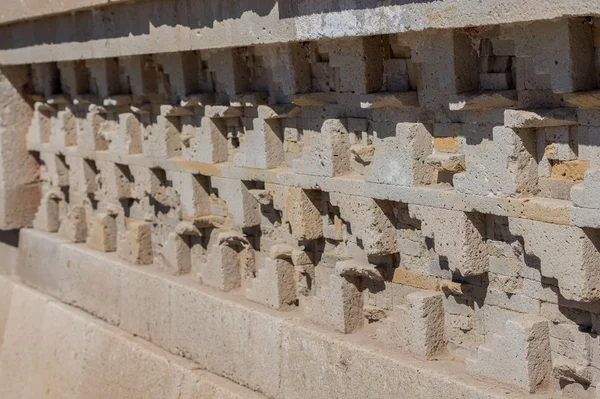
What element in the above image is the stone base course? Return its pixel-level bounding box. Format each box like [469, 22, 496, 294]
[0, 276, 265, 399]
[14, 228, 536, 399]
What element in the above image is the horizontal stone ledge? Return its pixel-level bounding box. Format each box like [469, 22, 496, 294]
[0, 0, 131, 26]
[26, 143, 576, 227]
[2, 0, 600, 64]
[0, 276, 266, 399]
[16, 228, 534, 399]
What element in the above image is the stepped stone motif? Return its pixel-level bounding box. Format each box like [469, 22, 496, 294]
[2, 1, 600, 398]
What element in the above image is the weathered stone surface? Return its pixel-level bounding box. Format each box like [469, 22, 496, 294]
[0, 278, 266, 399]
[4, 3, 600, 397]
[466, 315, 553, 393]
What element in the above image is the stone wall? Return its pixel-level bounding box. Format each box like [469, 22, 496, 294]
[2, 2, 600, 398]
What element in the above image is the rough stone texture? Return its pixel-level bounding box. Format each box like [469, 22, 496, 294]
[0, 67, 41, 229]
[13, 231, 538, 399]
[2, 2, 600, 398]
[466, 315, 553, 393]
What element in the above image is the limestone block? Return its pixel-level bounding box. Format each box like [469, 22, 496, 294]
[577, 126, 600, 167]
[246, 258, 296, 310]
[454, 125, 538, 197]
[292, 119, 350, 177]
[285, 187, 322, 241]
[234, 119, 284, 169]
[253, 43, 311, 96]
[205, 48, 250, 96]
[108, 112, 142, 155]
[154, 52, 199, 101]
[97, 161, 131, 201]
[410, 205, 487, 276]
[0, 279, 266, 399]
[85, 58, 123, 98]
[366, 122, 436, 186]
[129, 166, 167, 205]
[551, 160, 589, 181]
[117, 219, 153, 265]
[200, 242, 241, 292]
[449, 90, 518, 111]
[305, 274, 363, 334]
[411, 31, 478, 107]
[542, 126, 578, 162]
[50, 107, 77, 148]
[41, 152, 69, 188]
[28, 102, 52, 145]
[176, 172, 211, 219]
[509, 218, 600, 302]
[377, 291, 446, 359]
[119, 55, 160, 100]
[426, 152, 465, 173]
[571, 168, 600, 209]
[33, 192, 61, 233]
[159, 232, 191, 276]
[76, 109, 108, 152]
[86, 213, 117, 252]
[66, 156, 97, 199]
[330, 193, 397, 256]
[508, 19, 596, 94]
[466, 315, 552, 393]
[0, 67, 41, 229]
[504, 108, 577, 129]
[211, 177, 260, 228]
[58, 204, 87, 243]
[319, 36, 383, 94]
[182, 115, 228, 164]
[142, 112, 181, 159]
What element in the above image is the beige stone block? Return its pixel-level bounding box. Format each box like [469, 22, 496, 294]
[366, 122, 436, 187]
[58, 204, 87, 243]
[0, 278, 266, 399]
[286, 187, 323, 241]
[330, 193, 397, 256]
[305, 274, 363, 334]
[466, 315, 552, 393]
[58, 243, 122, 325]
[0, 183, 42, 230]
[410, 205, 488, 276]
[117, 219, 153, 265]
[199, 243, 242, 292]
[169, 282, 282, 397]
[392, 268, 440, 291]
[292, 119, 350, 177]
[17, 229, 69, 298]
[433, 136, 458, 152]
[0, 276, 13, 346]
[158, 232, 191, 276]
[376, 290, 446, 359]
[510, 218, 600, 302]
[86, 213, 117, 252]
[32, 192, 61, 233]
[246, 258, 297, 310]
[118, 267, 172, 350]
[551, 160, 590, 181]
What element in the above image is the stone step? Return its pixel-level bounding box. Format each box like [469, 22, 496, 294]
[0, 276, 265, 399]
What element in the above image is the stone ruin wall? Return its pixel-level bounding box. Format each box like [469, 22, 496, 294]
[2, 1, 600, 398]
